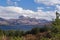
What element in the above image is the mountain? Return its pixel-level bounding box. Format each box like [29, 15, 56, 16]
[0, 18, 6, 21]
[0, 18, 9, 25]
[0, 16, 51, 25]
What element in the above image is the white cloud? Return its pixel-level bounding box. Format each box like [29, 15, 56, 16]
[56, 5, 60, 19]
[56, 5, 60, 12]
[7, 0, 13, 5]
[34, 0, 60, 6]
[7, 0, 20, 6]
[0, 6, 56, 20]
[37, 7, 44, 10]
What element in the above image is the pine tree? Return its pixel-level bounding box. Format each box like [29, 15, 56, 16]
[52, 12, 60, 33]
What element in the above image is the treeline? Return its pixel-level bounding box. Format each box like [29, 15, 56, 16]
[0, 26, 55, 37]
[0, 30, 24, 37]
[0, 30, 24, 40]
[0, 26, 59, 40]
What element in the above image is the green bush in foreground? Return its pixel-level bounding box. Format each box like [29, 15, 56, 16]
[10, 37, 23, 40]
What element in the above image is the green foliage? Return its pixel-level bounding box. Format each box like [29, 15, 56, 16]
[4, 30, 15, 37]
[50, 12, 60, 40]
[14, 30, 24, 37]
[30, 27, 40, 34]
[40, 26, 50, 32]
[0, 30, 4, 36]
[0, 30, 24, 37]
[10, 37, 23, 40]
[0, 36, 2, 40]
[52, 12, 60, 33]
[40, 37, 49, 40]
[25, 26, 51, 35]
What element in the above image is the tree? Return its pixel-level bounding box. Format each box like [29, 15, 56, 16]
[30, 27, 40, 34]
[14, 30, 24, 37]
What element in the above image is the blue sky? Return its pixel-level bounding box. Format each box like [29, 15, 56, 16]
[0, 0, 56, 11]
[0, 0, 37, 11]
[0, 0, 60, 20]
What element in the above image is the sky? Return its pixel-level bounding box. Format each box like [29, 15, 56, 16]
[0, 0, 60, 21]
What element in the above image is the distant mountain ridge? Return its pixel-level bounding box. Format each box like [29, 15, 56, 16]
[0, 16, 51, 26]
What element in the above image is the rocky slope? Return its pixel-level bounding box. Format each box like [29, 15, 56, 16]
[0, 16, 51, 25]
